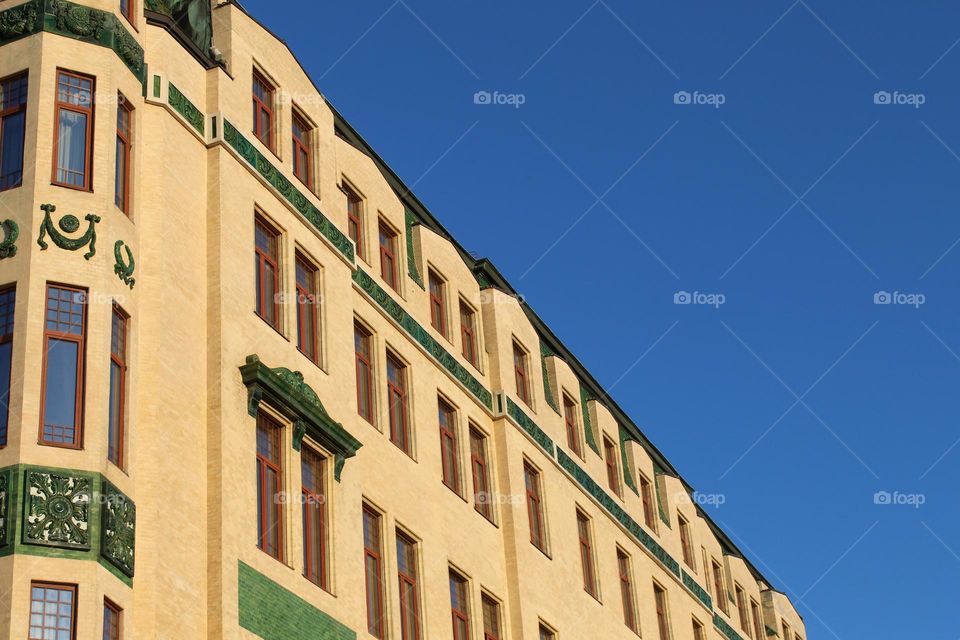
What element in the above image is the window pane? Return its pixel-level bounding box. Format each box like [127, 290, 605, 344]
[43, 338, 78, 443]
[56, 110, 88, 187]
[0, 111, 25, 189]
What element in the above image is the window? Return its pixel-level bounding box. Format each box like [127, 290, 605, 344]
[618, 549, 639, 634]
[53, 70, 94, 190]
[363, 506, 385, 639]
[524, 461, 546, 551]
[603, 435, 621, 496]
[735, 584, 749, 633]
[470, 427, 493, 520]
[292, 110, 313, 189]
[40, 284, 86, 447]
[119, 0, 134, 24]
[459, 301, 478, 367]
[653, 582, 671, 640]
[513, 340, 529, 405]
[396, 531, 421, 640]
[428, 269, 447, 336]
[692, 618, 706, 640]
[750, 600, 764, 640]
[345, 183, 364, 259]
[449, 570, 470, 640]
[103, 599, 121, 640]
[387, 352, 410, 454]
[354, 323, 374, 423]
[678, 514, 694, 571]
[0, 286, 14, 447]
[563, 394, 581, 457]
[781, 622, 792, 640]
[639, 473, 657, 531]
[115, 94, 132, 213]
[295, 254, 320, 363]
[379, 221, 399, 290]
[302, 447, 327, 589]
[577, 510, 597, 598]
[539, 623, 556, 640]
[254, 216, 281, 329]
[481, 594, 501, 640]
[252, 69, 274, 150]
[107, 306, 127, 467]
[256, 411, 284, 560]
[712, 560, 728, 614]
[29, 583, 76, 640]
[0, 72, 27, 191]
[438, 398, 460, 494]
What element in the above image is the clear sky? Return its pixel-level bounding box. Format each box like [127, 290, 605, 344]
[235, 1, 960, 636]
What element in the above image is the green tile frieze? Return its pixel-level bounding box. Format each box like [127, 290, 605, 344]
[505, 396, 555, 456]
[168, 82, 204, 135]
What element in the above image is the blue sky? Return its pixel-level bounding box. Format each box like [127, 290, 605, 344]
[238, 1, 960, 636]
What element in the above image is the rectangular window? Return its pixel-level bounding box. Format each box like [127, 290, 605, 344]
[107, 306, 127, 467]
[449, 570, 470, 640]
[481, 594, 501, 640]
[524, 461, 546, 551]
[302, 447, 327, 589]
[640, 472, 657, 531]
[750, 600, 764, 640]
[692, 618, 706, 640]
[387, 352, 411, 454]
[459, 300, 478, 367]
[256, 411, 284, 560]
[379, 221, 399, 290]
[563, 394, 581, 457]
[254, 216, 281, 329]
[712, 560, 728, 614]
[119, 0, 134, 24]
[539, 624, 555, 640]
[115, 95, 132, 213]
[53, 70, 94, 190]
[513, 340, 529, 405]
[603, 436, 621, 496]
[577, 510, 597, 597]
[618, 549, 639, 634]
[345, 183, 364, 259]
[29, 583, 76, 640]
[653, 582, 671, 640]
[40, 284, 86, 447]
[469, 427, 493, 520]
[292, 110, 313, 189]
[252, 70, 274, 151]
[354, 323, 374, 423]
[438, 398, 460, 494]
[0, 72, 27, 191]
[735, 584, 749, 634]
[295, 254, 320, 363]
[396, 531, 421, 640]
[103, 599, 121, 640]
[428, 269, 447, 336]
[0, 286, 14, 447]
[781, 622, 791, 640]
[678, 514, 694, 571]
[363, 506, 385, 639]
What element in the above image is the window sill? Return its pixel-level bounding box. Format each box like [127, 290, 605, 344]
[51, 181, 93, 193]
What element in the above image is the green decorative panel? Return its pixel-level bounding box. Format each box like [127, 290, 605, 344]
[0, 469, 9, 547]
[168, 82, 204, 135]
[505, 397, 554, 456]
[578, 383, 600, 455]
[37, 204, 99, 259]
[652, 461, 672, 528]
[404, 208, 424, 289]
[239, 560, 356, 640]
[556, 449, 681, 578]
[100, 481, 136, 577]
[539, 341, 559, 414]
[222, 119, 354, 263]
[22, 469, 92, 550]
[0, 219, 19, 259]
[682, 569, 713, 610]
[113, 240, 135, 288]
[618, 425, 639, 495]
[352, 268, 493, 410]
[0, 0, 42, 45]
[714, 614, 746, 640]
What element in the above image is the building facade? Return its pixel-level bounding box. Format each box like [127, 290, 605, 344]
[0, 1, 808, 638]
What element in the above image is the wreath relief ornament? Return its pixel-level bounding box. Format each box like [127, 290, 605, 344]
[37, 203, 100, 259]
[0, 219, 19, 259]
[113, 240, 135, 289]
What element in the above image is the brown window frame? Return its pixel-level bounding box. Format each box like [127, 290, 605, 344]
[119, 0, 135, 26]
[481, 593, 502, 640]
[354, 322, 375, 424]
[678, 513, 695, 571]
[735, 584, 749, 634]
[713, 559, 729, 614]
[618, 548, 639, 634]
[387, 351, 411, 455]
[107, 305, 128, 468]
[103, 598, 122, 640]
[115, 93, 133, 214]
[0, 71, 28, 192]
[653, 582, 672, 640]
[252, 69, 275, 151]
[29, 582, 77, 640]
[639, 472, 657, 530]
[254, 215, 281, 330]
[577, 509, 598, 598]
[782, 622, 792, 640]
[379, 221, 399, 290]
[539, 624, 556, 640]
[52, 69, 95, 191]
[513, 340, 530, 406]
[692, 617, 706, 640]
[345, 182, 364, 259]
[524, 461, 546, 552]
[295, 253, 320, 364]
[459, 300, 478, 367]
[603, 435, 621, 497]
[363, 505, 385, 639]
[40, 283, 87, 448]
[750, 600, 764, 640]
[256, 411, 284, 561]
[469, 426, 493, 521]
[449, 569, 470, 640]
[396, 530, 421, 640]
[301, 446, 328, 589]
[438, 397, 460, 494]
[428, 269, 447, 337]
[563, 394, 581, 457]
[292, 109, 313, 189]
